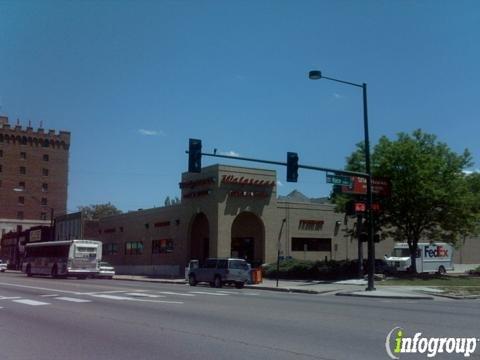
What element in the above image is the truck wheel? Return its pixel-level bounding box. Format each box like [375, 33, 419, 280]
[188, 274, 197, 286]
[437, 266, 446, 275]
[235, 282, 245, 289]
[214, 275, 222, 288]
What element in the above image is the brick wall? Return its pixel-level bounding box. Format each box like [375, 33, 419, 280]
[0, 117, 70, 223]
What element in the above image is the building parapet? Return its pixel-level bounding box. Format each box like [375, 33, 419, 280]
[0, 116, 70, 144]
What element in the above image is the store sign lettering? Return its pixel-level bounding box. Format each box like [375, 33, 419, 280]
[221, 175, 275, 187]
[179, 177, 215, 189]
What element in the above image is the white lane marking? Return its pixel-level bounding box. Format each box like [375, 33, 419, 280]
[78, 290, 127, 295]
[91, 294, 134, 300]
[124, 293, 165, 298]
[56, 297, 92, 303]
[216, 290, 238, 294]
[0, 282, 80, 295]
[244, 293, 259, 296]
[190, 291, 229, 296]
[40, 294, 60, 297]
[0, 296, 21, 300]
[91, 294, 183, 304]
[0, 282, 134, 296]
[13, 299, 50, 306]
[157, 291, 195, 297]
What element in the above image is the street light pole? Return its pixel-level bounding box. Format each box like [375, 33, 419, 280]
[362, 83, 376, 291]
[309, 70, 376, 291]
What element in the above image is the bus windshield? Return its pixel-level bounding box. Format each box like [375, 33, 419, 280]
[74, 246, 97, 258]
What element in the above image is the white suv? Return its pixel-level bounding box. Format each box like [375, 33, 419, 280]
[0, 260, 7, 272]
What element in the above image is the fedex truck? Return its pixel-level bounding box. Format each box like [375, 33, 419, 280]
[385, 242, 454, 274]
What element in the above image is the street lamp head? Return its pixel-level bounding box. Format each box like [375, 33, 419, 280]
[308, 70, 322, 80]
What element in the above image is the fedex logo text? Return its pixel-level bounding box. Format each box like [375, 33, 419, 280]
[424, 246, 449, 258]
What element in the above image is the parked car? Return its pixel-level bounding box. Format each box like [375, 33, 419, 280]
[187, 258, 250, 288]
[95, 261, 115, 279]
[0, 259, 7, 272]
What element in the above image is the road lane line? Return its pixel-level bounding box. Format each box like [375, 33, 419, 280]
[124, 293, 165, 298]
[13, 299, 50, 306]
[78, 290, 127, 295]
[0, 282, 80, 295]
[91, 294, 183, 304]
[157, 291, 195, 297]
[0, 296, 21, 300]
[40, 294, 60, 297]
[56, 297, 92, 303]
[91, 294, 134, 300]
[190, 291, 229, 296]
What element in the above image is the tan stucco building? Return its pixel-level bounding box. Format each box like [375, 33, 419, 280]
[98, 164, 480, 276]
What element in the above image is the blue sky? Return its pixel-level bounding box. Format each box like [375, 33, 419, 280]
[1, 0, 479, 212]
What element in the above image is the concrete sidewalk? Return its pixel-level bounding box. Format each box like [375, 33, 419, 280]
[113, 275, 440, 299]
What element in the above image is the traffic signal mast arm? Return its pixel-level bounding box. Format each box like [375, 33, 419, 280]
[186, 147, 369, 180]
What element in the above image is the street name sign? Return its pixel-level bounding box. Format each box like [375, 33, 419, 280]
[326, 174, 352, 186]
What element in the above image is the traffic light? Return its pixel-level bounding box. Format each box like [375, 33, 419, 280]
[286, 152, 298, 182]
[345, 200, 356, 216]
[188, 138, 202, 173]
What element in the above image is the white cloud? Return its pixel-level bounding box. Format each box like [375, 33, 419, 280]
[277, 181, 284, 187]
[463, 169, 480, 175]
[333, 93, 344, 99]
[220, 150, 240, 157]
[138, 129, 165, 136]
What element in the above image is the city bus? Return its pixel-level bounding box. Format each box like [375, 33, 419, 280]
[22, 240, 102, 279]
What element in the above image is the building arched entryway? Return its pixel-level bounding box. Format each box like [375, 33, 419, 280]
[231, 212, 265, 265]
[189, 213, 210, 261]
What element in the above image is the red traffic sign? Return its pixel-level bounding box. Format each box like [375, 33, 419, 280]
[340, 176, 390, 197]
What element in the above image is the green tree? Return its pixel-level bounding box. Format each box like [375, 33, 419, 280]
[78, 202, 122, 220]
[343, 129, 479, 273]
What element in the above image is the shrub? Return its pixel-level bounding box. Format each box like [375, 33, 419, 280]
[262, 259, 358, 280]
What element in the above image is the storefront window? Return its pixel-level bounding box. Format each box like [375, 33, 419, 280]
[152, 239, 173, 254]
[125, 241, 143, 255]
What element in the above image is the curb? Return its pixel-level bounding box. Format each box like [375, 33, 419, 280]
[421, 292, 480, 300]
[113, 277, 330, 294]
[114, 277, 187, 285]
[335, 291, 435, 300]
[245, 285, 331, 295]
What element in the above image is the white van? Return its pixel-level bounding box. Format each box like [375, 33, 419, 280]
[385, 242, 454, 274]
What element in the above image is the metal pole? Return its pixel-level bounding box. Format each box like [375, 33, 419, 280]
[276, 219, 286, 288]
[357, 214, 364, 279]
[363, 83, 376, 291]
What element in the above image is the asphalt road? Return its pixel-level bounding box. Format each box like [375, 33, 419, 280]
[1, 272, 479, 360]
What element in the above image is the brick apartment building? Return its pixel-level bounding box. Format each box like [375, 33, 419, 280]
[0, 115, 70, 236]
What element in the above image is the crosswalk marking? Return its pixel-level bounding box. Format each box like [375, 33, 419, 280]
[91, 294, 134, 300]
[13, 299, 50, 306]
[124, 293, 165, 298]
[216, 290, 238, 294]
[0, 296, 21, 300]
[157, 291, 195, 297]
[56, 297, 92, 303]
[190, 291, 229, 296]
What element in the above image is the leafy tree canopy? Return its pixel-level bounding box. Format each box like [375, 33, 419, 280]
[339, 130, 479, 271]
[78, 202, 123, 220]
